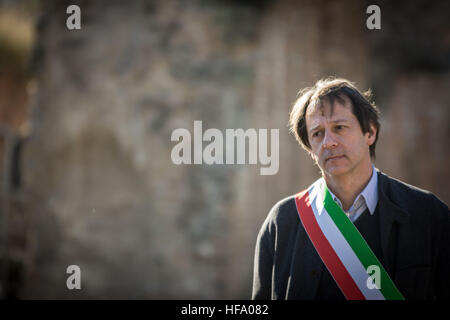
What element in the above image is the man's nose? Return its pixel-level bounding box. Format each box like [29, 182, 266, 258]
[322, 130, 338, 149]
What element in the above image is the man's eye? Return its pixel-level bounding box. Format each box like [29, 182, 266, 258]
[336, 125, 345, 130]
[312, 131, 321, 137]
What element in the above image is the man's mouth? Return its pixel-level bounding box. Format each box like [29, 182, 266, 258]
[325, 155, 345, 162]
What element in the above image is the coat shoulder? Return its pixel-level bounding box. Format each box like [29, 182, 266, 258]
[379, 172, 449, 219]
[264, 194, 300, 229]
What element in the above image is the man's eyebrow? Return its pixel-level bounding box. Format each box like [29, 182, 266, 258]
[309, 119, 350, 132]
[330, 118, 350, 124]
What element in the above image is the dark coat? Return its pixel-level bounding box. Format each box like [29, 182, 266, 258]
[252, 171, 450, 300]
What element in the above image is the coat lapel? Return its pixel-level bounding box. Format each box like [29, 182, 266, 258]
[377, 172, 410, 276]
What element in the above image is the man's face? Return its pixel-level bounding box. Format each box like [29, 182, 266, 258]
[305, 95, 376, 178]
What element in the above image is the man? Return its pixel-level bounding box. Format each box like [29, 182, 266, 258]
[252, 78, 449, 300]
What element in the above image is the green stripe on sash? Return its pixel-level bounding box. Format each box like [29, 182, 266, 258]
[323, 185, 404, 300]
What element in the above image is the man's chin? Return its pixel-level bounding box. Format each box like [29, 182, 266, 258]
[321, 165, 349, 177]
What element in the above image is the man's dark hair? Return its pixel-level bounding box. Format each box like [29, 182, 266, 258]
[289, 77, 381, 159]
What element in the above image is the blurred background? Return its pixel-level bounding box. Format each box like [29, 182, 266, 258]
[0, 0, 448, 299]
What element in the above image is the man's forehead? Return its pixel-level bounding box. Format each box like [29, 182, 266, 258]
[306, 95, 352, 116]
[306, 97, 354, 128]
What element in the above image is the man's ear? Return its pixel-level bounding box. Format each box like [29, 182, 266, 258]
[366, 123, 377, 146]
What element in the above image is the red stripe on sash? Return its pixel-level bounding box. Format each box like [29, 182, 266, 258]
[295, 190, 365, 300]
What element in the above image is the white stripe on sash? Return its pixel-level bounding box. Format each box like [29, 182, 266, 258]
[310, 179, 385, 300]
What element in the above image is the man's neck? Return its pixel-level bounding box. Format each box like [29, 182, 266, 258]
[323, 162, 374, 212]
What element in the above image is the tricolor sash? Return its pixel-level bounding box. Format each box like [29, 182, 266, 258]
[294, 179, 404, 300]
